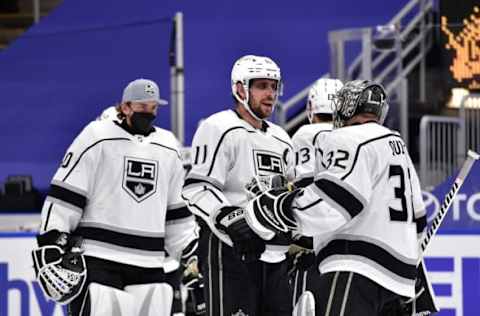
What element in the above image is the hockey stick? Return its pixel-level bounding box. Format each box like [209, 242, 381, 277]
[404, 150, 480, 313]
[420, 149, 479, 253]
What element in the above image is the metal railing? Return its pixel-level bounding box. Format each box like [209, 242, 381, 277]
[328, 0, 434, 146]
[276, 0, 434, 139]
[275, 73, 328, 130]
[459, 93, 480, 157]
[419, 115, 462, 189]
[33, 0, 40, 23]
[170, 12, 185, 144]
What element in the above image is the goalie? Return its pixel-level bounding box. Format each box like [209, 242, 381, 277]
[32, 79, 199, 316]
[243, 80, 438, 316]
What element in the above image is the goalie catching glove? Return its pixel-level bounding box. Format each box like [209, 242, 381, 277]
[31, 230, 87, 304]
[244, 188, 301, 241]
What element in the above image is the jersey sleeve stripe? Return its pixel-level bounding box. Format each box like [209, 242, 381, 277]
[62, 138, 130, 182]
[184, 177, 223, 191]
[51, 180, 87, 196]
[181, 194, 209, 217]
[48, 184, 87, 210]
[45, 196, 83, 215]
[181, 239, 198, 261]
[74, 226, 165, 251]
[314, 178, 364, 219]
[166, 206, 193, 222]
[317, 239, 417, 280]
[207, 126, 247, 176]
[294, 176, 314, 188]
[293, 197, 323, 211]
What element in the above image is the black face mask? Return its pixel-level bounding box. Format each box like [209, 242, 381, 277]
[130, 112, 156, 135]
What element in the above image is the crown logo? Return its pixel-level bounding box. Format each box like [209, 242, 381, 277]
[441, 6, 480, 89]
[232, 309, 248, 316]
[134, 183, 146, 195]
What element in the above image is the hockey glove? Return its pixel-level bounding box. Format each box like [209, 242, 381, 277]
[245, 188, 301, 241]
[31, 230, 87, 304]
[244, 174, 290, 200]
[183, 270, 206, 315]
[288, 236, 316, 274]
[213, 206, 266, 262]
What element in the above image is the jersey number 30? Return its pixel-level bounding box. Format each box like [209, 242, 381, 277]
[389, 165, 413, 222]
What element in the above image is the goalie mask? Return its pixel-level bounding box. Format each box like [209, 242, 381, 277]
[231, 55, 282, 121]
[332, 80, 389, 128]
[307, 78, 343, 123]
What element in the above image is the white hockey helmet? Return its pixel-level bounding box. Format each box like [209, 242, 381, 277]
[306, 78, 343, 123]
[231, 55, 282, 120]
[333, 79, 389, 128]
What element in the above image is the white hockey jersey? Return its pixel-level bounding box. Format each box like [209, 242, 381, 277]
[292, 122, 332, 187]
[182, 109, 295, 263]
[39, 119, 197, 268]
[293, 122, 426, 298]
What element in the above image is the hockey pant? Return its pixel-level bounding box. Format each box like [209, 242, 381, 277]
[67, 256, 183, 316]
[198, 227, 292, 316]
[310, 271, 400, 316]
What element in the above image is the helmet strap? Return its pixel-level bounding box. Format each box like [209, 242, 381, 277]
[233, 83, 263, 122]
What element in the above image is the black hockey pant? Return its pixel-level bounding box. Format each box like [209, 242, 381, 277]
[198, 229, 292, 316]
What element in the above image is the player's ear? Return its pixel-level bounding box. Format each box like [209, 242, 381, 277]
[120, 102, 132, 116]
[236, 82, 246, 100]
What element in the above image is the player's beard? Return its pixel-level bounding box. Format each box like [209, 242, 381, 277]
[250, 101, 273, 120]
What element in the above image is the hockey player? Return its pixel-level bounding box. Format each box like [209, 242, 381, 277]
[290, 77, 343, 309]
[31, 78, 198, 315]
[293, 78, 343, 187]
[182, 55, 295, 316]
[244, 80, 428, 315]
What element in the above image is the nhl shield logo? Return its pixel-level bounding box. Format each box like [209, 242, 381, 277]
[123, 157, 158, 202]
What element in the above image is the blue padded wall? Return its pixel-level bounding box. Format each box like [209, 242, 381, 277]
[0, 0, 405, 188]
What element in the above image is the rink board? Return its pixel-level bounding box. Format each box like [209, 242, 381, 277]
[1, 233, 479, 316]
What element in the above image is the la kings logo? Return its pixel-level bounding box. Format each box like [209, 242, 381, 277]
[123, 157, 158, 202]
[253, 149, 284, 175]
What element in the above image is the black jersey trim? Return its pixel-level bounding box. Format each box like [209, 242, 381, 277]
[182, 194, 210, 217]
[74, 227, 164, 251]
[341, 133, 403, 181]
[43, 203, 53, 231]
[415, 215, 427, 234]
[183, 178, 223, 192]
[312, 130, 331, 147]
[317, 239, 416, 280]
[48, 184, 87, 210]
[294, 198, 323, 211]
[207, 126, 248, 176]
[181, 239, 198, 261]
[150, 142, 181, 158]
[272, 135, 293, 151]
[166, 206, 192, 222]
[62, 138, 130, 182]
[294, 176, 314, 188]
[315, 178, 363, 218]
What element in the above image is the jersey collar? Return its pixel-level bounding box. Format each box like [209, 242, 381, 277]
[232, 109, 269, 132]
[115, 120, 156, 137]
